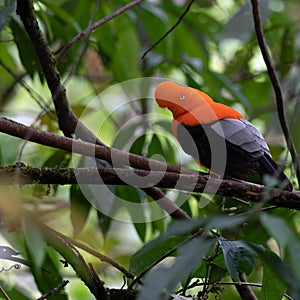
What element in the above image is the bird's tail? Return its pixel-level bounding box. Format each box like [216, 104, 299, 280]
[259, 154, 293, 191]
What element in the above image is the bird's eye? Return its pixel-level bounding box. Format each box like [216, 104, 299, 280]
[179, 95, 185, 100]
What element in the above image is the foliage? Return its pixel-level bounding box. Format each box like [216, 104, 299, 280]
[0, 0, 300, 299]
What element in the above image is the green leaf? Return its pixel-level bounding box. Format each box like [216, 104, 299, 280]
[147, 134, 164, 160]
[280, 27, 295, 78]
[5, 289, 32, 300]
[70, 157, 93, 235]
[208, 263, 227, 284]
[110, 14, 141, 81]
[138, 3, 170, 57]
[0, 0, 16, 32]
[10, 18, 41, 78]
[43, 149, 70, 168]
[137, 236, 214, 300]
[42, 225, 102, 298]
[130, 236, 186, 275]
[166, 218, 205, 237]
[224, 1, 270, 40]
[216, 236, 259, 282]
[116, 186, 146, 241]
[34, 149, 70, 196]
[0, 135, 20, 165]
[0, 42, 17, 84]
[38, 0, 81, 33]
[207, 71, 252, 112]
[21, 218, 46, 269]
[176, 194, 192, 217]
[252, 245, 300, 300]
[260, 251, 287, 300]
[260, 214, 300, 282]
[0, 278, 33, 299]
[130, 214, 247, 275]
[78, 156, 114, 237]
[134, 222, 147, 243]
[130, 134, 147, 155]
[162, 215, 245, 240]
[173, 18, 208, 64]
[241, 78, 271, 114]
[130, 219, 205, 276]
[147, 196, 166, 235]
[70, 184, 91, 236]
[31, 248, 67, 300]
[225, 39, 256, 76]
[147, 133, 176, 165]
[204, 214, 246, 232]
[97, 210, 112, 239]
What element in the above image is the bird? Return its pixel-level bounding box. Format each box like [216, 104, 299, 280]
[155, 81, 292, 191]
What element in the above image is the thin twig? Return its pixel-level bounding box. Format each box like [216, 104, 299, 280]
[0, 285, 10, 300]
[64, 0, 101, 78]
[56, 0, 144, 60]
[251, 0, 300, 187]
[37, 280, 69, 300]
[0, 59, 54, 118]
[53, 230, 135, 280]
[177, 280, 293, 300]
[141, 0, 195, 59]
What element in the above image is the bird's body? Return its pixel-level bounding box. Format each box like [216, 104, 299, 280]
[155, 81, 292, 191]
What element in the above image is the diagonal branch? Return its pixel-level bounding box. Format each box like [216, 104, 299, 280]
[37, 280, 69, 300]
[251, 0, 300, 186]
[0, 117, 193, 175]
[0, 59, 53, 117]
[56, 0, 144, 60]
[16, 0, 105, 143]
[142, 187, 190, 220]
[142, 0, 195, 59]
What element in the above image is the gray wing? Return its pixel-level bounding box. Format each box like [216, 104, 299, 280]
[210, 118, 271, 157]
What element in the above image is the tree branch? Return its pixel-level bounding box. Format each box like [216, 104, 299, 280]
[0, 285, 10, 300]
[56, 0, 144, 60]
[1, 164, 300, 210]
[37, 280, 69, 300]
[0, 117, 192, 175]
[235, 273, 257, 300]
[251, 0, 300, 186]
[16, 0, 105, 143]
[142, 187, 191, 220]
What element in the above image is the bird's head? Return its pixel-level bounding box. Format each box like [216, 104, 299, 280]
[155, 81, 213, 119]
